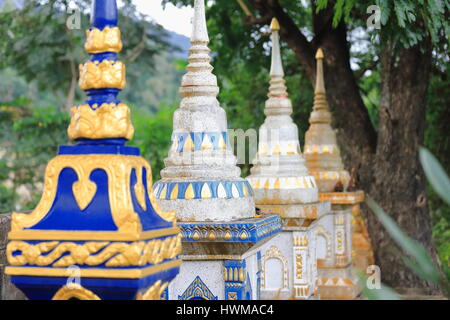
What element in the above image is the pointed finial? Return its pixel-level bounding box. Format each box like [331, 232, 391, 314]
[270, 18, 284, 77]
[270, 17, 280, 31]
[315, 48, 326, 95]
[315, 48, 324, 60]
[192, 0, 209, 43]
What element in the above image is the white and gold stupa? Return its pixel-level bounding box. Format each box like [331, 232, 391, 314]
[154, 0, 281, 301]
[247, 19, 329, 300]
[153, 0, 255, 222]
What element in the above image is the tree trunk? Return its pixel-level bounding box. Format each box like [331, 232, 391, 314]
[367, 41, 442, 294]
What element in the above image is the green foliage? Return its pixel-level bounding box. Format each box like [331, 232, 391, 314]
[0, 102, 69, 213]
[356, 271, 401, 300]
[315, 0, 449, 49]
[0, 0, 176, 110]
[420, 148, 450, 206]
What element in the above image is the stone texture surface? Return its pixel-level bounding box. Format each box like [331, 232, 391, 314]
[0, 214, 26, 300]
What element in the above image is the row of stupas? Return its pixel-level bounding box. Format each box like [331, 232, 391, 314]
[5, 0, 373, 300]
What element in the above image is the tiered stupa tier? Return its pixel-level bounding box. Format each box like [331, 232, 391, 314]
[303, 49, 350, 193]
[154, 0, 255, 222]
[247, 19, 329, 300]
[304, 49, 372, 300]
[5, 0, 181, 300]
[157, 1, 281, 301]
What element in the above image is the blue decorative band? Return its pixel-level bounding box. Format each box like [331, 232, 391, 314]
[153, 180, 254, 200]
[91, 0, 118, 29]
[90, 52, 118, 62]
[179, 214, 282, 243]
[170, 132, 231, 152]
[59, 143, 140, 156]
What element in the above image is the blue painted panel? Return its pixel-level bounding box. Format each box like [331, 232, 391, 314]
[29, 168, 118, 231]
[59, 143, 140, 156]
[11, 266, 180, 300]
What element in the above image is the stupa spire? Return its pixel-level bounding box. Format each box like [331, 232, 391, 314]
[314, 48, 326, 97]
[247, 18, 318, 206]
[191, 0, 209, 43]
[304, 48, 350, 192]
[155, 0, 255, 222]
[68, 0, 133, 141]
[269, 18, 284, 78]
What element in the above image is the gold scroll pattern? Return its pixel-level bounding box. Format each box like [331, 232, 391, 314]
[68, 103, 134, 140]
[52, 284, 101, 300]
[85, 27, 123, 54]
[79, 60, 126, 90]
[7, 234, 181, 268]
[10, 155, 173, 234]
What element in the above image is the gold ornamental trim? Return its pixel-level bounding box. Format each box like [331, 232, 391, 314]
[7, 235, 181, 268]
[52, 284, 101, 300]
[68, 103, 134, 140]
[319, 190, 365, 205]
[79, 60, 126, 90]
[85, 27, 123, 54]
[8, 227, 180, 242]
[5, 259, 182, 279]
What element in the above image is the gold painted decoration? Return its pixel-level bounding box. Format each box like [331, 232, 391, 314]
[249, 176, 316, 190]
[72, 177, 97, 210]
[9, 155, 174, 235]
[318, 190, 364, 205]
[52, 284, 101, 300]
[134, 167, 147, 210]
[68, 103, 134, 140]
[7, 234, 181, 268]
[79, 60, 126, 90]
[85, 27, 123, 54]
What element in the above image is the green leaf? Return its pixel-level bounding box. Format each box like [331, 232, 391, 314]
[357, 272, 401, 300]
[420, 147, 450, 206]
[367, 196, 442, 284]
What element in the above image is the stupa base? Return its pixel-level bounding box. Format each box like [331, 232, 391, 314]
[167, 214, 282, 300]
[256, 202, 331, 300]
[156, 197, 256, 222]
[317, 265, 358, 300]
[256, 201, 330, 220]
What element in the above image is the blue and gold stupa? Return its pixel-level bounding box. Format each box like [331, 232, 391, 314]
[5, 0, 181, 300]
